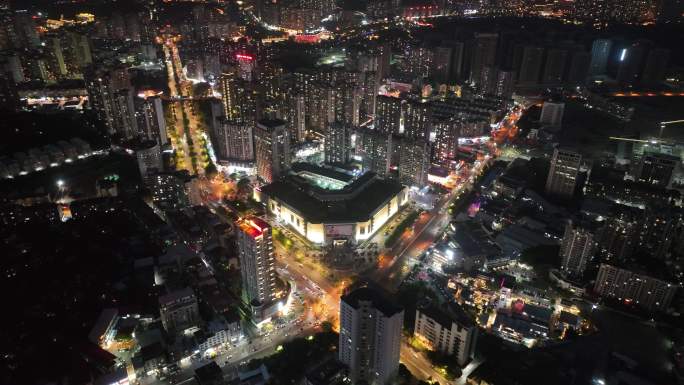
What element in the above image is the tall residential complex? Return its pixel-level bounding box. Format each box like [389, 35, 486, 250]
[589, 39, 612, 76]
[375, 95, 403, 135]
[324, 121, 351, 164]
[237, 217, 277, 306]
[402, 98, 431, 140]
[356, 128, 391, 177]
[414, 304, 478, 367]
[254, 119, 291, 183]
[633, 152, 679, 187]
[135, 140, 163, 177]
[339, 287, 404, 385]
[220, 71, 256, 124]
[394, 136, 430, 187]
[539, 102, 565, 127]
[214, 119, 254, 162]
[560, 221, 596, 277]
[135, 96, 168, 147]
[85, 67, 139, 139]
[594, 264, 678, 312]
[545, 148, 582, 199]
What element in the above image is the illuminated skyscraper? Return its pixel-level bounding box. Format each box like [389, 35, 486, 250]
[214, 119, 254, 162]
[560, 221, 595, 277]
[286, 93, 307, 142]
[394, 136, 429, 187]
[545, 148, 581, 199]
[589, 39, 612, 76]
[136, 95, 168, 146]
[403, 98, 431, 140]
[254, 119, 290, 183]
[220, 71, 256, 124]
[324, 121, 351, 165]
[432, 118, 460, 163]
[339, 287, 403, 385]
[237, 217, 277, 306]
[375, 95, 402, 135]
[356, 128, 391, 177]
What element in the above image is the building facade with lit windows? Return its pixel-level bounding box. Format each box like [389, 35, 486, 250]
[339, 287, 404, 385]
[594, 263, 678, 312]
[254, 119, 291, 184]
[257, 163, 408, 245]
[545, 148, 581, 199]
[414, 303, 478, 367]
[237, 217, 277, 307]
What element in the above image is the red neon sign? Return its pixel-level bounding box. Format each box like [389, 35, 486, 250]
[236, 54, 254, 61]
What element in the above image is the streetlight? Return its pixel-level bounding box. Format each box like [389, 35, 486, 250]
[56, 179, 64, 188]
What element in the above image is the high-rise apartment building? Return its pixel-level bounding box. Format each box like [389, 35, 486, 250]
[432, 45, 453, 82]
[469, 33, 498, 85]
[545, 148, 581, 199]
[597, 213, 639, 263]
[339, 287, 404, 385]
[159, 287, 200, 334]
[375, 95, 403, 135]
[237, 217, 277, 306]
[403, 99, 431, 140]
[633, 152, 679, 187]
[220, 71, 256, 124]
[112, 89, 139, 139]
[136, 140, 163, 177]
[324, 121, 351, 165]
[594, 264, 678, 312]
[589, 39, 612, 76]
[539, 101, 565, 127]
[286, 93, 307, 143]
[214, 119, 254, 162]
[136, 96, 168, 146]
[494, 69, 515, 98]
[432, 118, 461, 163]
[356, 128, 391, 177]
[85, 68, 139, 139]
[254, 119, 290, 184]
[560, 221, 595, 277]
[567, 50, 591, 84]
[394, 136, 429, 187]
[146, 171, 193, 210]
[414, 304, 477, 367]
[404, 44, 433, 79]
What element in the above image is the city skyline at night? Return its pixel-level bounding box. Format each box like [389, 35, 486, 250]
[1, 1, 684, 385]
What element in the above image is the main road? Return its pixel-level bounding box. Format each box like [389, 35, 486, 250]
[368, 158, 489, 293]
[163, 38, 213, 176]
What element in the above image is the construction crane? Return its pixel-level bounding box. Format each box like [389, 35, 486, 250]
[659, 119, 684, 138]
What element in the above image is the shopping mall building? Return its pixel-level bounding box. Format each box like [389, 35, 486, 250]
[256, 163, 408, 245]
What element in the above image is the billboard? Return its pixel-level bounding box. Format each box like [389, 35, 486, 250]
[324, 224, 354, 238]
